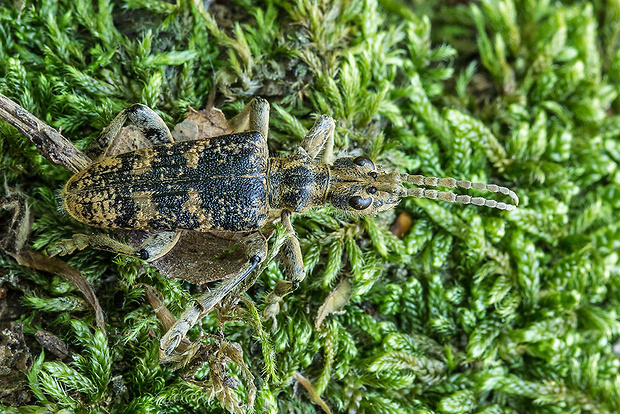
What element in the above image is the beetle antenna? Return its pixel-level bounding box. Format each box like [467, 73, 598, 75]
[376, 172, 518, 211]
[401, 173, 518, 211]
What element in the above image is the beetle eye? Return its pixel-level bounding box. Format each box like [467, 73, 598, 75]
[349, 196, 372, 210]
[353, 156, 375, 169]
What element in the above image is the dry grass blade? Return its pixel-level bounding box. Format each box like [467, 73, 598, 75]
[294, 372, 332, 414]
[10, 249, 105, 334]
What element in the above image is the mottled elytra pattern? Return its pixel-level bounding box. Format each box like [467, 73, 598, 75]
[63, 132, 269, 232]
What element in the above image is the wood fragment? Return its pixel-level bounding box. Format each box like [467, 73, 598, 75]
[0, 93, 91, 173]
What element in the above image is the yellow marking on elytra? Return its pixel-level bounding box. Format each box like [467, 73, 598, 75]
[99, 199, 120, 222]
[183, 188, 215, 230]
[83, 190, 110, 204]
[131, 146, 156, 176]
[98, 156, 122, 171]
[182, 144, 202, 169]
[132, 190, 159, 227]
[183, 189, 201, 215]
[196, 210, 214, 229]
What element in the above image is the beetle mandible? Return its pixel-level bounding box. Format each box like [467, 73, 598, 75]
[47, 97, 518, 361]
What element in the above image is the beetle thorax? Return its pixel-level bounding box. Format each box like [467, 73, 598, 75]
[267, 151, 330, 213]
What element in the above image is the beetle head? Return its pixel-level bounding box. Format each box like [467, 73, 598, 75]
[327, 155, 519, 215]
[327, 155, 401, 215]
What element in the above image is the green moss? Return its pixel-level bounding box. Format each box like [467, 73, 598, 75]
[1, 0, 620, 412]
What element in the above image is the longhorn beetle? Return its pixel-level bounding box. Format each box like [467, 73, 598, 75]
[4, 97, 519, 362]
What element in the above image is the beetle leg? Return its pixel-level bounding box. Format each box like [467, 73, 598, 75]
[227, 97, 270, 140]
[159, 231, 267, 363]
[301, 115, 335, 163]
[48, 233, 135, 257]
[135, 231, 183, 261]
[87, 104, 174, 160]
[263, 210, 305, 322]
[48, 230, 181, 262]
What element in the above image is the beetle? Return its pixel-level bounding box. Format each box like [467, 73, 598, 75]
[4, 96, 518, 362]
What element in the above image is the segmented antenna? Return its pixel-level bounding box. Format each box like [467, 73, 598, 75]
[402, 174, 519, 211]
